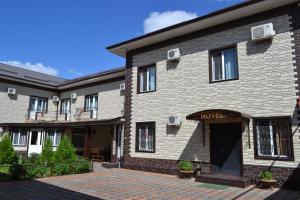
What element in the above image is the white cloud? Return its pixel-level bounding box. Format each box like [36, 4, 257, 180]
[68, 69, 83, 76]
[0, 60, 58, 76]
[143, 10, 197, 34]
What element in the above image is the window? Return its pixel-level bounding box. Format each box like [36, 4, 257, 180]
[138, 65, 156, 93]
[29, 96, 48, 112]
[60, 99, 71, 114]
[72, 133, 84, 147]
[85, 94, 98, 111]
[12, 129, 28, 146]
[136, 122, 155, 153]
[210, 46, 238, 82]
[47, 129, 62, 146]
[254, 117, 293, 160]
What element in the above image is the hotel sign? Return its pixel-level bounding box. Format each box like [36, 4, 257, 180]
[200, 112, 225, 120]
[186, 109, 250, 121]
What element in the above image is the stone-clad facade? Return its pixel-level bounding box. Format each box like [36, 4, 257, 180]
[119, 3, 300, 189]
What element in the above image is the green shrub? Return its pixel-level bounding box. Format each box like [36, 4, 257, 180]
[0, 135, 18, 164]
[54, 135, 77, 163]
[74, 158, 91, 174]
[54, 163, 74, 176]
[260, 170, 273, 180]
[26, 165, 47, 178]
[40, 138, 54, 166]
[178, 160, 193, 171]
[9, 164, 26, 179]
[26, 153, 40, 164]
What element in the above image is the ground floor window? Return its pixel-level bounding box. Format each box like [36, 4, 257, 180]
[12, 128, 27, 146]
[136, 122, 155, 153]
[47, 129, 62, 146]
[254, 117, 293, 160]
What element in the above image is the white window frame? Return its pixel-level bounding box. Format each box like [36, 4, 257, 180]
[12, 129, 27, 146]
[256, 119, 288, 158]
[47, 129, 61, 146]
[139, 66, 156, 93]
[211, 47, 237, 82]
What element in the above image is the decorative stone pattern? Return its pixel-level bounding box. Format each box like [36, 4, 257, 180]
[122, 4, 300, 190]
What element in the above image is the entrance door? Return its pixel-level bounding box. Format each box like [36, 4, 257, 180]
[210, 123, 241, 176]
[28, 129, 43, 155]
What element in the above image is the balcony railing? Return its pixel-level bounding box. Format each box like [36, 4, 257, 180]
[73, 107, 98, 121]
[26, 110, 57, 121]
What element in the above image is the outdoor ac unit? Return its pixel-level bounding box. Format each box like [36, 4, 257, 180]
[167, 48, 181, 61]
[7, 88, 16, 95]
[120, 83, 125, 91]
[71, 93, 77, 99]
[167, 116, 181, 126]
[52, 96, 60, 102]
[251, 23, 275, 41]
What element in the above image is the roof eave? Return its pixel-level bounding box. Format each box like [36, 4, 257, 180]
[107, 0, 299, 57]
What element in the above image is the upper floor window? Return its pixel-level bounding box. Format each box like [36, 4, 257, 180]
[136, 122, 155, 153]
[29, 96, 48, 112]
[254, 117, 293, 160]
[47, 128, 62, 146]
[60, 98, 71, 114]
[12, 128, 27, 146]
[210, 46, 238, 82]
[138, 65, 156, 93]
[85, 94, 98, 111]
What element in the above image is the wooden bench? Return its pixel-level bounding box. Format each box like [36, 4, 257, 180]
[90, 148, 102, 161]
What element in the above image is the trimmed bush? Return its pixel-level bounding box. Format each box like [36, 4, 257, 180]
[40, 138, 54, 166]
[74, 158, 91, 174]
[178, 160, 193, 171]
[0, 135, 17, 164]
[26, 165, 47, 178]
[9, 164, 26, 179]
[260, 170, 273, 180]
[54, 135, 77, 163]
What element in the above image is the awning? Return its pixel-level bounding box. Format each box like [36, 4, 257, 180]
[186, 109, 251, 121]
[0, 117, 125, 128]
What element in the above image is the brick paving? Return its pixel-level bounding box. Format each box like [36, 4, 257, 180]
[0, 166, 299, 200]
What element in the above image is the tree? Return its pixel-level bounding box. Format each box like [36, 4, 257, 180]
[0, 135, 17, 164]
[54, 135, 77, 163]
[40, 138, 54, 166]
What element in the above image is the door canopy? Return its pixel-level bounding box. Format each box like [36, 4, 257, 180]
[186, 109, 251, 121]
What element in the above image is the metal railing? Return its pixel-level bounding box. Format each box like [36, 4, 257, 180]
[26, 110, 57, 121]
[73, 107, 98, 121]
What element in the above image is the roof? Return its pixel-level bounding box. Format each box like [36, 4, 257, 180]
[107, 0, 299, 57]
[0, 63, 66, 86]
[0, 63, 125, 90]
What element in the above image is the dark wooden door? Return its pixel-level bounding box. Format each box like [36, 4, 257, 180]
[210, 123, 241, 176]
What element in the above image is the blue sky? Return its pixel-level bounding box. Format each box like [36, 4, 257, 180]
[0, 0, 244, 79]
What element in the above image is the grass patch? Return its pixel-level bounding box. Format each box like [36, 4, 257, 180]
[0, 166, 12, 182]
[198, 183, 229, 190]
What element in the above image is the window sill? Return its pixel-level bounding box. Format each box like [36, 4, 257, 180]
[254, 155, 294, 161]
[135, 150, 155, 153]
[137, 90, 156, 94]
[13, 145, 27, 147]
[209, 78, 239, 84]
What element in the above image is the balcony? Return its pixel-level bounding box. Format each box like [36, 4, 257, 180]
[73, 107, 98, 121]
[26, 110, 57, 121]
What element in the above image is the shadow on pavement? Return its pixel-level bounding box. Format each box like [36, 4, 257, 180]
[0, 179, 103, 200]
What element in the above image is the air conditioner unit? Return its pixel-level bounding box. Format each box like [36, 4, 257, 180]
[52, 96, 60, 102]
[7, 88, 16, 95]
[167, 116, 181, 126]
[71, 93, 77, 99]
[251, 23, 275, 41]
[120, 83, 125, 91]
[167, 48, 181, 61]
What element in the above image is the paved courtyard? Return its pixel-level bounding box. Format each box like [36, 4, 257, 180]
[0, 166, 299, 200]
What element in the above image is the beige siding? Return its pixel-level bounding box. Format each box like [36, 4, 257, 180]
[0, 82, 58, 123]
[59, 80, 124, 121]
[130, 14, 300, 168]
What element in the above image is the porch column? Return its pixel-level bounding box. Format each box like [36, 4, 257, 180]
[83, 128, 91, 158]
